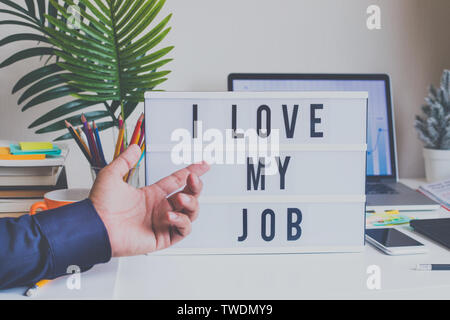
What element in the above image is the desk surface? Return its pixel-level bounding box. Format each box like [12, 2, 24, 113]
[0, 259, 119, 300]
[115, 215, 450, 299]
[114, 179, 450, 300]
[1, 179, 449, 299]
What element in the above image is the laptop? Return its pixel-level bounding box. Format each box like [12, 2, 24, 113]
[228, 73, 440, 212]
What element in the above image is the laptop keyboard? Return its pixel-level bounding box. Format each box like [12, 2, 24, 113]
[366, 183, 399, 195]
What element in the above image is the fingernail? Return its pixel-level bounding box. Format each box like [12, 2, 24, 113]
[169, 212, 178, 220]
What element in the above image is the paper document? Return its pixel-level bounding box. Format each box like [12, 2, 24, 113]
[419, 179, 450, 211]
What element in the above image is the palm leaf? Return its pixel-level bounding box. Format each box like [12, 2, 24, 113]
[46, 0, 173, 123]
[22, 85, 81, 111]
[0, 1, 112, 137]
[12, 63, 62, 93]
[25, 0, 36, 17]
[0, 33, 50, 47]
[18, 73, 68, 104]
[0, 1, 87, 132]
[0, 0, 173, 140]
[29, 99, 100, 128]
[0, 47, 56, 68]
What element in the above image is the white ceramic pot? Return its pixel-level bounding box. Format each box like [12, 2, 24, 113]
[423, 148, 450, 182]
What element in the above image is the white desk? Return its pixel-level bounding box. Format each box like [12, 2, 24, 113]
[114, 179, 450, 300]
[1, 179, 449, 299]
[0, 259, 119, 300]
[114, 216, 450, 299]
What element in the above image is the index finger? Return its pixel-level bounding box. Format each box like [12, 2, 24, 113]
[155, 161, 209, 196]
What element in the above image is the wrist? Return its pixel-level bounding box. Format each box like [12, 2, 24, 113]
[89, 197, 118, 257]
[33, 199, 112, 277]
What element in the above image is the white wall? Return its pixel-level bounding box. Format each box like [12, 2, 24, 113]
[1, 0, 450, 187]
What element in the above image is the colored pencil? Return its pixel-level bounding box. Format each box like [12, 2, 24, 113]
[87, 121, 101, 167]
[76, 127, 91, 159]
[126, 140, 145, 183]
[93, 121, 107, 166]
[81, 114, 100, 167]
[65, 120, 94, 166]
[129, 113, 144, 146]
[114, 126, 125, 160]
[134, 131, 141, 148]
[138, 118, 145, 147]
[24, 279, 51, 297]
[118, 115, 125, 154]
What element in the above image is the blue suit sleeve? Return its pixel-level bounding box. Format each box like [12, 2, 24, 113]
[0, 199, 111, 289]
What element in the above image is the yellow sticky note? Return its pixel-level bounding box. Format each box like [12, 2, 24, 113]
[384, 210, 400, 215]
[19, 142, 53, 151]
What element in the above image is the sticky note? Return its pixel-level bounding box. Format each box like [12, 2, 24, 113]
[10, 144, 61, 156]
[19, 142, 53, 151]
[0, 147, 45, 160]
[384, 210, 400, 215]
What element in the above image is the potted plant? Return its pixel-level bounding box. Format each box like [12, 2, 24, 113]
[0, 0, 173, 141]
[414, 69, 450, 182]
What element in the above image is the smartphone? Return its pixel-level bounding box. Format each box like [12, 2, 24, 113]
[365, 228, 427, 255]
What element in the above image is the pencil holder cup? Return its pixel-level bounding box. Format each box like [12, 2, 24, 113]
[90, 163, 142, 188]
[126, 162, 142, 188]
[90, 165, 103, 183]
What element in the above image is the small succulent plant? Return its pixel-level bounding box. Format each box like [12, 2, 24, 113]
[414, 69, 450, 150]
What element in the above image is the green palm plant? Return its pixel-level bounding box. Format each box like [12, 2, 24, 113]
[0, 0, 104, 138]
[0, 0, 173, 140]
[0, 0, 72, 132]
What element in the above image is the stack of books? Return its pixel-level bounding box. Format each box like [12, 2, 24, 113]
[0, 141, 68, 218]
[419, 179, 450, 211]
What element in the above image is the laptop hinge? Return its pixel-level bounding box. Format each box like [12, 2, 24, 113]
[366, 176, 396, 184]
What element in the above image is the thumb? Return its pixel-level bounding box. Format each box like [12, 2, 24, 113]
[107, 144, 142, 177]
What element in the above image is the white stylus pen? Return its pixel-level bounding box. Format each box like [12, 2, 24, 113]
[415, 264, 450, 271]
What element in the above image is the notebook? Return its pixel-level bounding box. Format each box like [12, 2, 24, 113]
[410, 218, 450, 250]
[418, 179, 450, 211]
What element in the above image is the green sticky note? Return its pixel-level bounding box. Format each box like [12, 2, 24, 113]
[19, 142, 53, 151]
[10, 144, 61, 156]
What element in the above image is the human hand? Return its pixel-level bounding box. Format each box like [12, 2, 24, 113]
[89, 145, 210, 257]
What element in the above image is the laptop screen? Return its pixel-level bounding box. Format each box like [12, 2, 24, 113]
[229, 74, 395, 178]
